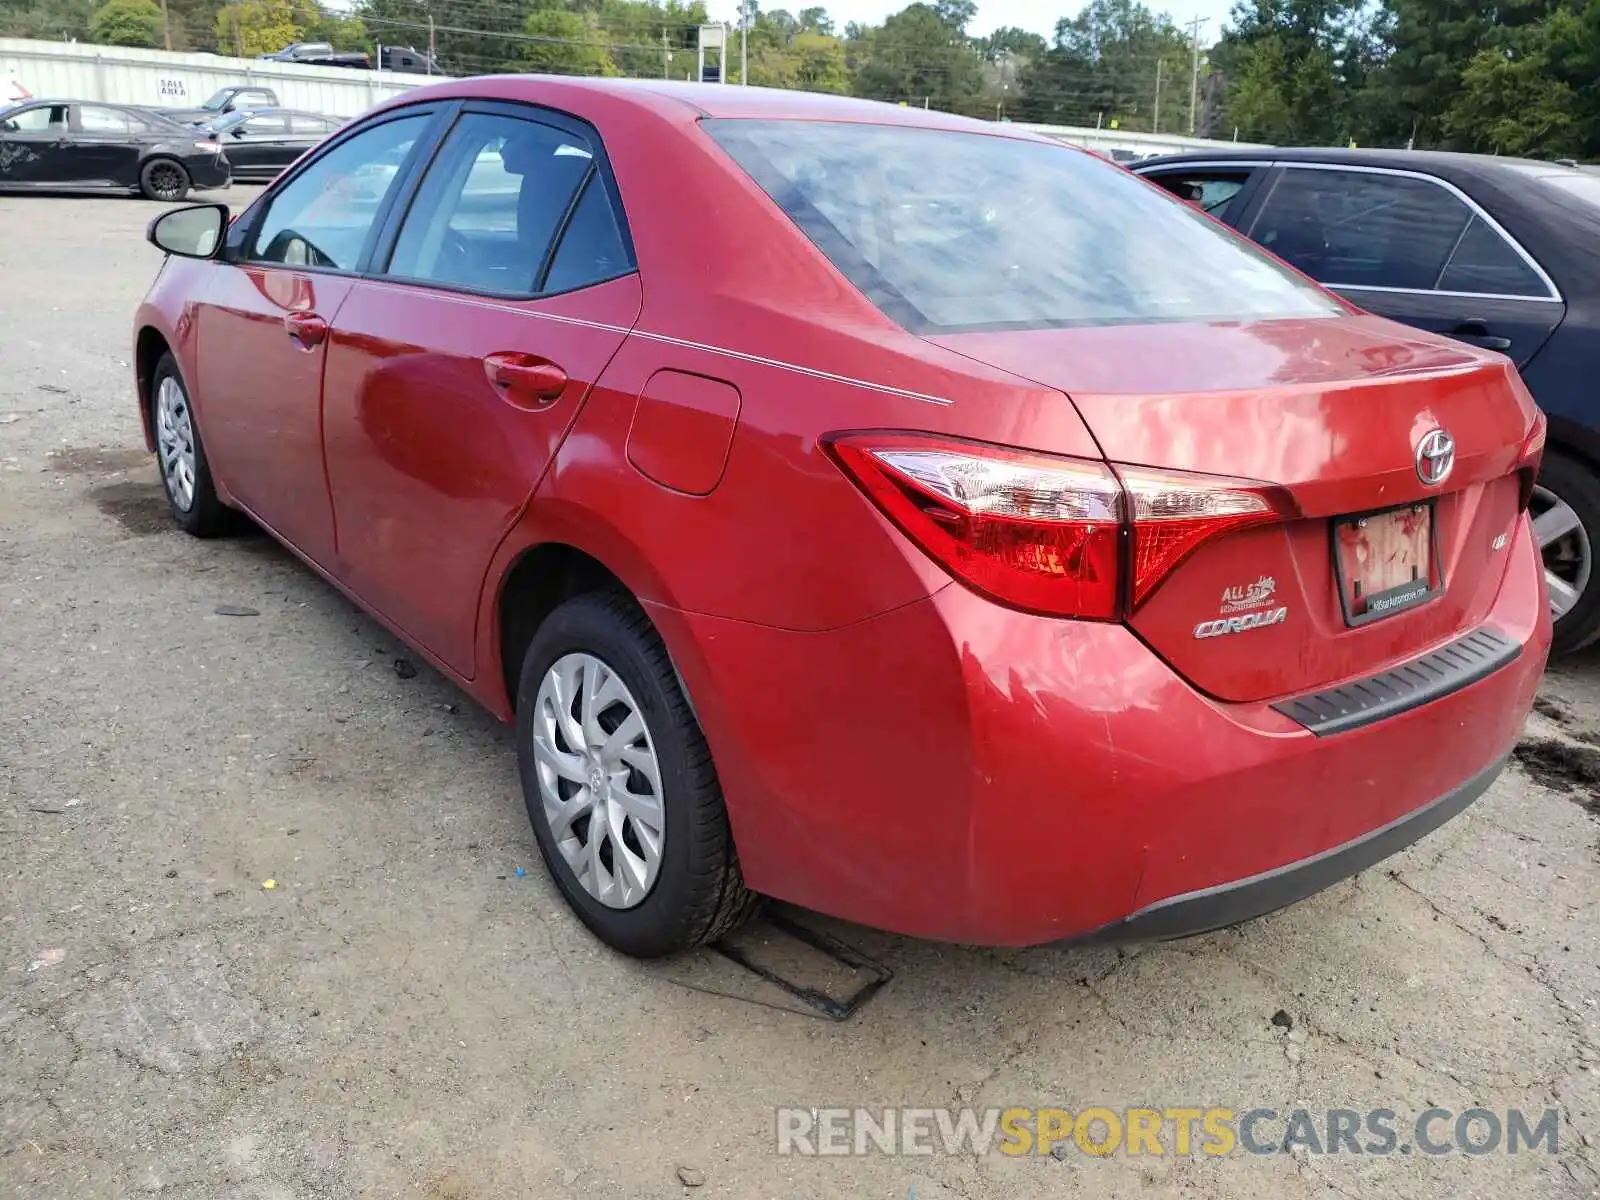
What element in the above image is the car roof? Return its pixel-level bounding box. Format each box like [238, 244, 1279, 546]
[406, 75, 1034, 136]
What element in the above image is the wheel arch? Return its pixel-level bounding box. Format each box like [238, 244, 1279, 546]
[134, 324, 172, 449]
[483, 500, 687, 719]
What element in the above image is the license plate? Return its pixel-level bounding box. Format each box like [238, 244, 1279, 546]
[1334, 503, 1436, 626]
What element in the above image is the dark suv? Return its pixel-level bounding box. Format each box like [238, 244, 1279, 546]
[1136, 148, 1600, 654]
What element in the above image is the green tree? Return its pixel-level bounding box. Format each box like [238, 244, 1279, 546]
[214, 0, 301, 55]
[851, 2, 984, 113]
[1442, 23, 1581, 154]
[523, 7, 618, 75]
[1017, 0, 1196, 131]
[89, 0, 162, 44]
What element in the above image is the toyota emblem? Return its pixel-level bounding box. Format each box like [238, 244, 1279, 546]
[1415, 428, 1455, 487]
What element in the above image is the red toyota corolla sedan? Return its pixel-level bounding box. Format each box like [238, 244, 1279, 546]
[133, 78, 1551, 958]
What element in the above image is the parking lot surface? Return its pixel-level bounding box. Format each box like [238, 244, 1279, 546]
[4, 189, 1600, 1200]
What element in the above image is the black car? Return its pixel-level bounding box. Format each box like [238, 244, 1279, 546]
[201, 108, 341, 182]
[1135, 148, 1600, 655]
[0, 100, 230, 201]
[155, 86, 281, 128]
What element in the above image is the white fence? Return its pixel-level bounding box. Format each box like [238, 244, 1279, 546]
[0, 38, 441, 119]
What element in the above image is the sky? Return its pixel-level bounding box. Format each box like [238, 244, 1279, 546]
[709, 0, 1238, 41]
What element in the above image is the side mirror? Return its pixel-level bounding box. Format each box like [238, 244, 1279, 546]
[146, 202, 229, 259]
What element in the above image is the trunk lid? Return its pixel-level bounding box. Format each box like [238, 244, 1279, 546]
[930, 315, 1540, 703]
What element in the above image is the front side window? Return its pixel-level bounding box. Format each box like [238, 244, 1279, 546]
[1146, 170, 1250, 217]
[704, 120, 1335, 333]
[2, 104, 62, 132]
[248, 113, 426, 270]
[1250, 168, 1473, 291]
[386, 111, 597, 294]
[242, 115, 287, 136]
[289, 114, 332, 135]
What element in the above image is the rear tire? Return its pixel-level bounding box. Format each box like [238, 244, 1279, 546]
[150, 353, 235, 538]
[514, 592, 761, 958]
[1535, 450, 1600, 655]
[140, 158, 190, 202]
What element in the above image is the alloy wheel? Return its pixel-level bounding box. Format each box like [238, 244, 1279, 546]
[1532, 483, 1593, 620]
[154, 376, 197, 512]
[149, 163, 185, 201]
[532, 652, 666, 909]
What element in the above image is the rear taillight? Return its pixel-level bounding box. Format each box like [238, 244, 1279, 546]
[826, 432, 1293, 620]
[1515, 411, 1547, 511]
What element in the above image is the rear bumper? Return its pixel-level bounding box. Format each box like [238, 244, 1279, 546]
[189, 156, 231, 190]
[649, 513, 1549, 947]
[1076, 752, 1509, 943]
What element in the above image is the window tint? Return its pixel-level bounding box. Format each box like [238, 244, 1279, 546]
[3, 105, 62, 132]
[1147, 171, 1249, 216]
[1250, 168, 1471, 291]
[249, 114, 425, 270]
[1437, 216, 1549, 297]
[387, 112, 595, 294]
[704, 120, 1335, 333]
[542, 176, 629, 293]
[78, 106, 132, 134]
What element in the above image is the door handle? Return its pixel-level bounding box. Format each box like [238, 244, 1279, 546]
[1449, 320, 1512, 352]
[483, 352, 568, 409]
[284, 311, 328, 349]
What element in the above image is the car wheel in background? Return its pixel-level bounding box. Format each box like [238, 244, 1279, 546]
[1533, 450, 1600, 655]
[515, 592, 761, 957]
[151, 353, 235, 538]
[139, 158, 191, 202]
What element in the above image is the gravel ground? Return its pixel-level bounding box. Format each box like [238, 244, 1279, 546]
[3, 188, 1600, 1200]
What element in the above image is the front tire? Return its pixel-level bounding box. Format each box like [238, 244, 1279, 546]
[151, 353, 234, 538]
[515, 592, 760, 957]
[1533, 450, 1600, 655]
[140, 158, 190, 202]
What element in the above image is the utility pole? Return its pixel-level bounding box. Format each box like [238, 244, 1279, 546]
[662, 29, 670, 79]
[1187, 16, 1208, 135]
[427, 14, 436, 72]
[160, 0, 170, 51]
[740, 1, 748, 84]
[1153, 58, 1162, 133]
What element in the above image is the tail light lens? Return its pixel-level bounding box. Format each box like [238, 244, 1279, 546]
[826, 432, 1293, 620]
[1514, 411, 1547, 511]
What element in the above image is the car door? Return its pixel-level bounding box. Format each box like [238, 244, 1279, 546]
[69, 105, 142, 185]
[1239, 164, 1564, 367]
[1133, 162, 1269, 225]
[320, 101, 640, 676]
[223, 113, 288, 178]
[0, 103, 71, 185]
[194, 106, 445, 567]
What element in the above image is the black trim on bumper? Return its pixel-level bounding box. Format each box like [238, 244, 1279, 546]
[1272, 626, 1519, 737]
[1076, 752, 1509, 943]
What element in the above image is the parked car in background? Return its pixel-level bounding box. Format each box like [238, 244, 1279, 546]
[135, 80, 1547, 958]
[259, 42, 372, 69]
[156, 85, 280, 127]
[202, 108, 342, 182]
[377, 45, 442, 74]
[1137, 148, 1600, 654]
[0, 100, 228, 200]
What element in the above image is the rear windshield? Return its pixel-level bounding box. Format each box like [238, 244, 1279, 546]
[703, 119, 1339, 334]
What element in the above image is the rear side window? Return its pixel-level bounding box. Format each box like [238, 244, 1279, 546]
[703, 120, 1334, 333]
[1249, 168, 1471, 291]
[1437, 215, 1549, 297]
[78, 105, 132, 134]
[385, 110, 628, 297]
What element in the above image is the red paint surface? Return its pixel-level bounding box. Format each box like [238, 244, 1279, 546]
[133, 78, 1550, 945]
[627, 369, 742, 496]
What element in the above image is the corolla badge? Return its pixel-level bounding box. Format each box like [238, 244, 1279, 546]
[1415, 428, 1455, 487]
[1194, 607, 1288, 639]
[1220, 574, 1276, 613]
